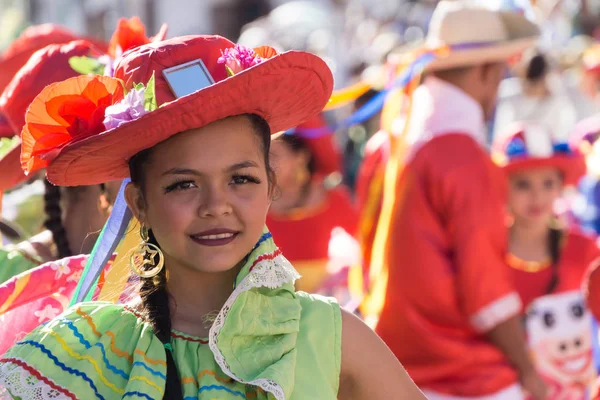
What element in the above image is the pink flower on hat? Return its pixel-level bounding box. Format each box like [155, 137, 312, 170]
[103, 87, 147, 130]
[218, 45, 278, 76]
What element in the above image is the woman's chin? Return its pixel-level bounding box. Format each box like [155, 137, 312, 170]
[180, 253, 246, 275]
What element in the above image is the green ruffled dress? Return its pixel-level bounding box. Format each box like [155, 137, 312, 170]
[0, 229, 342, 399]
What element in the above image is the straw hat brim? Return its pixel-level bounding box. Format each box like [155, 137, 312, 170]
[425, 36, 538, 72]
[397, 9, 540, 72]
[47, 50, 333, 186]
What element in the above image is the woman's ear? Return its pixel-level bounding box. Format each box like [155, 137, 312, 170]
[124, 182, 148, 225]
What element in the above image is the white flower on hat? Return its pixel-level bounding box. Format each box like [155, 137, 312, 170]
[523, 123, 553, 158]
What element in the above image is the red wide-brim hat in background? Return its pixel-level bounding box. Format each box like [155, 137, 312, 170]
[0, 40, 100, 191]
[28, 35, 333, 186]
[294, 114, 342, 179]
[0, 24, 81, 139]
[0, 17, 166, 191]
[493, 122, 586, 186]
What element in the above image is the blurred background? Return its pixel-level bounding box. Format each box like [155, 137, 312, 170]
[1, 0, 600, 237]
[3, 0, 598, 84]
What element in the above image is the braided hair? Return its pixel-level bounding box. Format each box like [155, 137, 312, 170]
[128, 114, 272, 399]
[43, 179, 72, 258]
[545, 226, 563, 294]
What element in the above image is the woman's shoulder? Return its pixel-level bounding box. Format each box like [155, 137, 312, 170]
[292, 292, 342, 397]
[0, 301, 167, 400]
[295, 292, 342, 360]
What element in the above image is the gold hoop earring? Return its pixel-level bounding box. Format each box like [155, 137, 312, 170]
[130, 225, 164, 278]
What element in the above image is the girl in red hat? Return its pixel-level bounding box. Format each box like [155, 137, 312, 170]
[0, 26, 109, 283]
[493, 122, 597, 399]
[0, 18, 167, 354]
[267, 115, 358, 295]
[0, 36, 425, 399]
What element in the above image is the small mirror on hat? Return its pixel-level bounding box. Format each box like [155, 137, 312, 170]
[162, 58, 215, 99]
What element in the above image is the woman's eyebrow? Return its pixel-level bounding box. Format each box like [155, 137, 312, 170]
[227, 160, 259, 172]
[161, 161, 259, 176]
[161, 167, 201, 176]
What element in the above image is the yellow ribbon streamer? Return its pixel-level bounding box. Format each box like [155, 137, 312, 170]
[323, 81, 372, 111]
[359, 72, 422, 327]
[98, 218, 139, 303]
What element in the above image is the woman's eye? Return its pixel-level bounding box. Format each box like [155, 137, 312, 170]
[515, 180, 530, 190]
[164, 181, 196, 193]
[543, 179, 556, 190]
[231, 175, 260, 185]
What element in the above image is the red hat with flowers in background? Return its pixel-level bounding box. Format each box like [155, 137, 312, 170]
[0, 24, 82, 138]
[492, 122, 586, 185]
[0, 17, 167, 192]
[292, 114, 343, 180]
[20, 35, 333, 186]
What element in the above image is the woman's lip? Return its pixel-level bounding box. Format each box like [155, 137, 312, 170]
[189, 230, 239, 247]
[527, 207, 544, 215]
[191, 228, 239, 236]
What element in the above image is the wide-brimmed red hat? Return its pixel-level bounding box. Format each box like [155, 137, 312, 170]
[0, 40, 99, 191]
[22, 35, 332, 186]
[293, 114, 342, 178]
[0, 25, 81, 92]
[0, 24, 81, 140]
[0, 114, 12, 138]
[492, 122, 586, 185]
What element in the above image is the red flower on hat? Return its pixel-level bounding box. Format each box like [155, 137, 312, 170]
[108, 17, 167, 58]
[21, 75, 125, 174]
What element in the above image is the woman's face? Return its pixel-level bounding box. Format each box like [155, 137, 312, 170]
[126, 116, 271, 274]
[508, 167, 563, 226]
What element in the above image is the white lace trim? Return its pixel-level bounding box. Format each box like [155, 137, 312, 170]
[0, 358, 72, 399]
[209, 252, 301, 400]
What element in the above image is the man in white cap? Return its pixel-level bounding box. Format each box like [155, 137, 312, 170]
[357, 2, 546, 399]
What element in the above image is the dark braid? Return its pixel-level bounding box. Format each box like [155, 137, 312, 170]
[545, 226, 563, 294]
[43, 179, 72, 258]
[128, 114, 272, 399]
[130, 149, 183, 400]
[139, 230, 183, 399]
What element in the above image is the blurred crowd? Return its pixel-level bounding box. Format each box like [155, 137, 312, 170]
[4, 0, 600, 399]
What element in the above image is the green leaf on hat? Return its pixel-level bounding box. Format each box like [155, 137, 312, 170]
[144, 72, 157, 112]
[225, 65, 235, 77]
[68, 56, 105, 75]
[0, 137, 19, 159]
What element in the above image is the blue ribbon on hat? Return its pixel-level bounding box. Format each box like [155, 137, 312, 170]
[70, 178, 132, 305]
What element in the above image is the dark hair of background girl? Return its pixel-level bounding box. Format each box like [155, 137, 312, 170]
[525, 52, 548, 83]
[278, 133, 316, 176]
[128, 114, 272, 399]
[277, 133, 316, 205]
[43, 179, 72, 259]
[546, 226, 562, 294]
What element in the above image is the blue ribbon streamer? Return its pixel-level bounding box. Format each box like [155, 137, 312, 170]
[291, 41, 511, 139]
[70, 178, 133, 305]
[289, 52, 437, 139]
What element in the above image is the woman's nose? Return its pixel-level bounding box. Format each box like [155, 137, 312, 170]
[199, 185, 233, 217]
